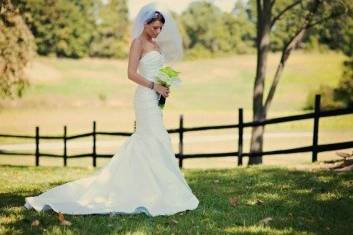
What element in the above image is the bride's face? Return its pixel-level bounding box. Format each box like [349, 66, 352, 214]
[144, 20, 164, 38]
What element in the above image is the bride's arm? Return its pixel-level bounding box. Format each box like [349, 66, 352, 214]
[127, 39, 169, 97]
[127, 39, 152, 89]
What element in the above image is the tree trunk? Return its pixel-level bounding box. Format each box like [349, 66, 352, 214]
[248, 0, 271, 165]
[248, 0, 335, 165]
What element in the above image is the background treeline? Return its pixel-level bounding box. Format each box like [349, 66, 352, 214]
[13, 0, 129, 58]
[11, 0, 351, 59]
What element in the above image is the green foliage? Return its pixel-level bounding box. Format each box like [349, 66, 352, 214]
[89, 0, 129, 58]
[0, 0, 35, 99]
[313, 1, 353, 108]
[270, 1, 308, 51]
[310, 0, 353, 56]
[334, 59, 353, 107]
[180, 1, 255, 59]
[15, 0, 95, 58]
[304, 1, 353, 109]
[304, 58, 353, 110]
[181, 2, 223, 51]
[15, 0, 129, 59]
[184, 43, 213, 60]
[302, 36, 330, 53]
[247, 0, 353, 53]
[4, 0, 352, 62]
[304, 85, 345, 110]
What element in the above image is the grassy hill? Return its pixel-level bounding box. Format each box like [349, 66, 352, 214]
[1, 51, 350, 132]
[0, 51, 351, 168]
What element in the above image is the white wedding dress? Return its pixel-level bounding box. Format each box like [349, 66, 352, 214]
[24, 51, 199, 217]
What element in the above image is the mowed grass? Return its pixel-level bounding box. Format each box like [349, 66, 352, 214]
[0, 165, 352, 234]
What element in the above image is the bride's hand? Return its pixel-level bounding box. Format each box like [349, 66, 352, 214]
[154, 84, 170, 98]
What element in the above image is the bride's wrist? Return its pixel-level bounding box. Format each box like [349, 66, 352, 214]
[148, 81, 155, 90]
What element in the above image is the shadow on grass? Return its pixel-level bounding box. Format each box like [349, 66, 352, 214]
[0, 165, 352, 234]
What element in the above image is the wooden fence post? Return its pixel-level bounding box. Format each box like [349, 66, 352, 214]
[35, 126, 40, 166]
[238, 108, 243, 166]
[93, 121, 97, 167]
[179, 115, 184, 169]
[63, 126, 67, 167]
[312, 94, 320, 162]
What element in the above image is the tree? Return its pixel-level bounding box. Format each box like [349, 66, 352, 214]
[306, 4, 353, 109]
[181, 2, 224, 52]
[15, 0, 95, 58]
[334, 59, 353, 107]
[0, 0, 35, 99]
[180, 1, 255, 58]
[231, 0, 256, 52]
[248, 0, 352, 165]
[89, 0, 129, 58]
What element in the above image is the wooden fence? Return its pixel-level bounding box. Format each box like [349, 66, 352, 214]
[0, 94, 352, 168]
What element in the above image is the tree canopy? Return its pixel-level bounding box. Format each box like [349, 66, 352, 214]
[14, 0, 129, 58]
[8, 0, 353, 59]
[0, 0, 35, 99]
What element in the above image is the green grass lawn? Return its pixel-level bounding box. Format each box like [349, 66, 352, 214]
[1, 165, 352, 234]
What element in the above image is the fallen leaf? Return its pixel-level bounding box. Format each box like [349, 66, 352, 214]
[229, 196, 238, 206]
[58, 212, 72, 226]
[259, 217, 273, 225]
[31, 219, 40, 227]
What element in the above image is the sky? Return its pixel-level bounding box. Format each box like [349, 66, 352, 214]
[128, 0, 238, 19]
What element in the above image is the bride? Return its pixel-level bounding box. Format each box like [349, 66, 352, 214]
[24, 2, 199, 217]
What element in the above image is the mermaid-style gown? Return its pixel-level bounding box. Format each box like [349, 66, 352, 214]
[24, 51, 199, 216]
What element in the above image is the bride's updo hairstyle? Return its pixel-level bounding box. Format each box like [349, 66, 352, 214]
[146, 11, 165, 24]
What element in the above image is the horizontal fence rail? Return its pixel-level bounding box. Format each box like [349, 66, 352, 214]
[0, 94, 352, 168]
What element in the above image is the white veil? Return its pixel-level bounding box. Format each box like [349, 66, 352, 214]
[131, 2, 183, 62]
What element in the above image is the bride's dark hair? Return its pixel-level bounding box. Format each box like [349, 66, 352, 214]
[146, 11, 165, 24]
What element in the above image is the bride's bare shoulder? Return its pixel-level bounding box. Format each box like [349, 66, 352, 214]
[129, 38, 144, 60]
[131, 37, 143, 49]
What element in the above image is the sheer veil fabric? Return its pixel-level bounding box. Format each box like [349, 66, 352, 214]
[23, 2, 199, 217]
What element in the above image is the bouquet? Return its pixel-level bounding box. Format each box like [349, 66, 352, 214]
[155, 66, 181, 109]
